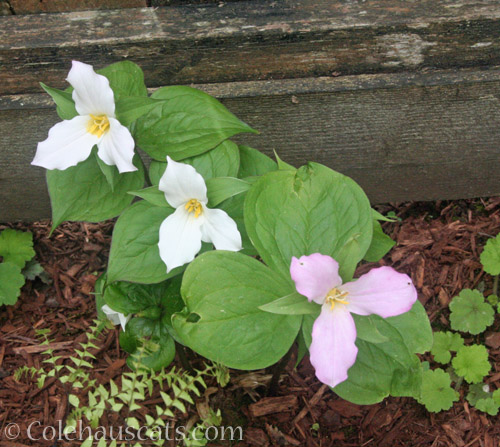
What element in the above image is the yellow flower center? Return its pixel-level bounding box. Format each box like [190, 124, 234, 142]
[325, 288, 349, 311]
[185, 199, 203, 218]
[87, 114, 110, 138]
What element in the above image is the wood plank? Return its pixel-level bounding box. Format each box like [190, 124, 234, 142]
[8, 0, 146, 15]
[1, 0, 500, 95]
[1, 67, 499, 221]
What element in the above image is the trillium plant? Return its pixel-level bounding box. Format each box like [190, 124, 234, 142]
[33, 60, 433, 405]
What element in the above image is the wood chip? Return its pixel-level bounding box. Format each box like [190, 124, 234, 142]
[249, 395, 298, 418]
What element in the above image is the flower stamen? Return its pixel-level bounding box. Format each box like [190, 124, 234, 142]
[87, 114, 110, 138]
[326, 288, 349, 311]
[185, 199, 203, 218]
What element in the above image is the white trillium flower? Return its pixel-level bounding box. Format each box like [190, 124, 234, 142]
[32, 60, 137, 173]
[101, 305, 130, 331]
[158, 156, 242, 272]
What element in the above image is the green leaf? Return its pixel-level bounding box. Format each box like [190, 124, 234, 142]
[128, 186, 169, 207]
[135, 86, 257, 161]
[334, 316, 422, 404]
[68, 394, 80, 407]
[115, 96, 165, 127]
[0, 262, 25, 305]
[104, 276, 183, 321]
[418, 368, 459, 412]
[22, 259, 50, 283]
[352, 315, 389, 344]
[452, 345, 490, 383]
[480, 233, 500, 275]
[486, 294, 498, 306]
[372, 209, 398, 222]
[274, 151, 295, 171]
[467, 383, 491, 406]
[386, 301, 433, 354]
[97, 61, 148, 100]
[0, 229, 35, 268]
[172, 251, 301, 370]
[258, 292, 319, 315]
[475, 397, 499, 416]
[40, 83, 78, 120]
[431, 331, 464, 364]
[238, 145, 277, 178]
[206, 177, 251, 207]
[124, 320, 176, 370]
[449, 289, 494, 335]
[47, 150, 145, 230]
[149, 140, 241, 185]
[363, 220, 395, 262]
[493, 389, 500, 405]
[244, 163, 373, 281]
[106, 200, 175, 284]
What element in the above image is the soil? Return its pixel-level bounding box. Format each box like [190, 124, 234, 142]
[0, 197, 499, 447]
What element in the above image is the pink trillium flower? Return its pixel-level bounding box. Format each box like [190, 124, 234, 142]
[290, 253, 417, 388]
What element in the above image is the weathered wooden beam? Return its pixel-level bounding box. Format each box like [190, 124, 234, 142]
[1, 0, 500, 95]
[1, 67, 499, 221]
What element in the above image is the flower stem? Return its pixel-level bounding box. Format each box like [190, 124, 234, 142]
[493, 275, 499, 297]
[267, 346, 293, 396]
[176, 342, 194, 374]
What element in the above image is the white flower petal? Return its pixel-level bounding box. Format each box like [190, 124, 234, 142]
[159, 206, 203, 273]
[201, 207, 242, 251]
[159, 156, 208, 208]
[97, 118, 137, 173]
[102, 305, 130, 331]
[32, 116, 98, 170]
[67, 60, 115, 117]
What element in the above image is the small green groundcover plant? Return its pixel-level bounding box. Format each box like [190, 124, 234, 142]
[420, 234, 500, 414]
[0, 228, 48, 305]
[17, 321, 230, 446]
[29, 60, 435, 409]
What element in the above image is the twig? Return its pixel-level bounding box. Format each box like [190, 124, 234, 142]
[292, 383, 328, 425]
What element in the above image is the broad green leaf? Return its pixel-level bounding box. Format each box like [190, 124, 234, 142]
[124, 320, 176, 370]
[172, 251, 301, 369]
[259, 292, 319, 315]
[244, 163, 373, 281]
[386, 301, 433, 354]
[0, 229, 35, 268]
[218, 192, 256, 256]
[135, 86, 257, 161]
[115, 96, 165, 127]
[206, 177, 251, 207]
[452, 345, 490, 383]
[431, 331, 464, 364]
[418, 368, 459, 412]
[47, 150, 145, 230]
[238, 145, 277, 178]
[104, 276, 183, 321]
[333, 316, 422, 404]
[41, 83, 78, 120]
[480, 233, 500, 275]
[97, 61, 148, 100]
[274, 151, 295, 171]
[0, 262, 25, 305]
[449, 289, 494, 335]
[107, 200, 176, 284]
[352, 315, 389, 344]
[148, 140, 241, 185]
[467, 383, 491, 406]
[128, 186, 169, 207]
[363, 220, 395, 262]
[475, 398, 499, 416]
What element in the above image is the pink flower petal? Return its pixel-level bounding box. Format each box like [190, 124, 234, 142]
[290, 254, 342, 305]
[342, 266, 417, 318]
[309, 303, 358, 387]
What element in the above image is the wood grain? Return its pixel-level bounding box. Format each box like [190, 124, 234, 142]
[1, 0, 500, 94]
[1, 67, 499, 221]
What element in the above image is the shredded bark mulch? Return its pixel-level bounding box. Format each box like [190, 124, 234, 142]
[0, 197, 499, 447]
